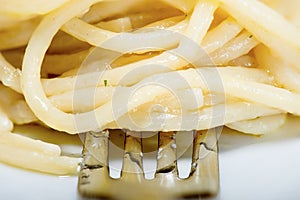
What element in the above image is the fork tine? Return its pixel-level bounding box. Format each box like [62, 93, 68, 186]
[78, 130, 111, 198]
[188, 129, 219, 197]
[155, 132, 178, 185]
[121, 131, 144, 182]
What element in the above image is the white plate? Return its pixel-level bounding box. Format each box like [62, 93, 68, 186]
[1, 116, 300, 200]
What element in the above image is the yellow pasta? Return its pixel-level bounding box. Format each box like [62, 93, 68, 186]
[0, 0, 299, 175]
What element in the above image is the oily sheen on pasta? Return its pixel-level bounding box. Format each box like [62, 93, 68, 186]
[0, 0, 300, 174]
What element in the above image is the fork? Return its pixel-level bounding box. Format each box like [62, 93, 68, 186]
[78, 129, 219, 200]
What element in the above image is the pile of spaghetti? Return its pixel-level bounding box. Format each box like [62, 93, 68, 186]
[0, 0, 300, 175]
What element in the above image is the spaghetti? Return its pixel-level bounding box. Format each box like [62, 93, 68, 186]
[0, 0, 299, 174]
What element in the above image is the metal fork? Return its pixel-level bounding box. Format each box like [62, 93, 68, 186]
[78, 130, 219, 200]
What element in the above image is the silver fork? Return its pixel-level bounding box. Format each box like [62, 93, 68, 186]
[78, 130, 219, 200]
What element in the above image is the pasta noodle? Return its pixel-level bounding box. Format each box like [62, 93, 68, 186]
[0, 0, 299, 175]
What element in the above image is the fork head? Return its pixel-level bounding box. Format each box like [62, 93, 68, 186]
[78, 129, 219, 200]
